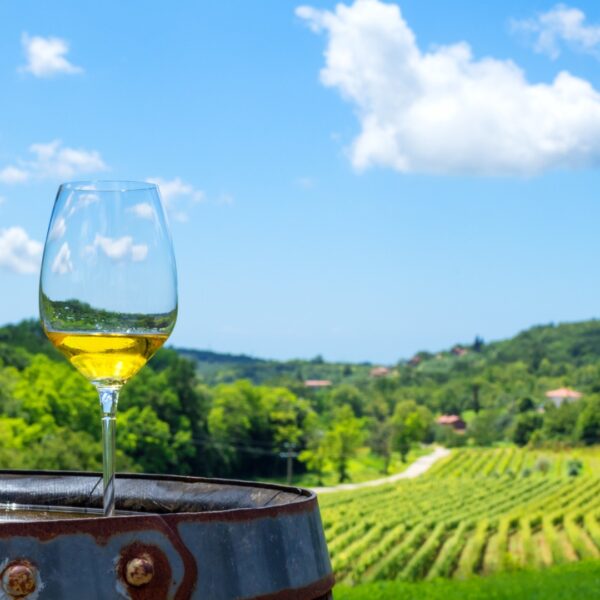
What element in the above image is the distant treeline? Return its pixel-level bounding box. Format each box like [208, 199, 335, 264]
[2, 318, 600, 480]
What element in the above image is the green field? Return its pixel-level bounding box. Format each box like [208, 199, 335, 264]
[320, 447, 600, 587]
[335, 560, 600, 599]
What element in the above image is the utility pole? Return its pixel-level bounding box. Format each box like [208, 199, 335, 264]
[280, 442, 298, 485]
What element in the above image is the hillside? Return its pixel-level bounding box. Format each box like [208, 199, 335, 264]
[484, 320, 600, 368]
[323, 447, 600, 586]
[182, 318, 600, 384]
[3, 316, 600, 482]
[4, 317, 600, 382]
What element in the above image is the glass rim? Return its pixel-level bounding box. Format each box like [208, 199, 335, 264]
[59, 180, 158, 193]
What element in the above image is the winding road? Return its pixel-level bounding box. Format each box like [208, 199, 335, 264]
[311, 446, 451, 494]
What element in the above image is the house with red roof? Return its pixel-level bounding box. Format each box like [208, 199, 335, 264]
[436, 414, 466, 432]
[370, 366, 390, 378]
[304, 380, 332, 389]
[545, 387, 582, 408]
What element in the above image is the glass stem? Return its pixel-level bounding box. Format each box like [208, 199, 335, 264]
[98, 387, 119, 517]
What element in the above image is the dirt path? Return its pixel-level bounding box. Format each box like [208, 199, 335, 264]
[311, 446, 451, 494]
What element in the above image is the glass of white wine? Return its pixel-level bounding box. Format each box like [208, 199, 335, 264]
[39, 181, 177, 516]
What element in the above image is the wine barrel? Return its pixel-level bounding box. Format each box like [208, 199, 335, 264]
[0, 471, 333, 599]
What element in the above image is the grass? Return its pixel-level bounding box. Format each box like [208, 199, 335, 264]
[334, 560, 600, 600]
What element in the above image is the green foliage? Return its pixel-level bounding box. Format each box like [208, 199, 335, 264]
[331, 385, 367, 417]
[576, 396, 600, 444]
[533, 456, 551, 474]
[335, 560, 600, 600]
[542, 402, 583, 441]
[511, 413, 543, 446]
[298, 425, 328, 485]
[469, 410, 507, 446]
[367, 420, 394, 474]
[517, 396, 535, 413]
[323, 405, 365, 482]
[566, 458, 583, 477]
[4, 315, 600, 482]
[391, 401, 433, 461]
[321, 447, 600, 587]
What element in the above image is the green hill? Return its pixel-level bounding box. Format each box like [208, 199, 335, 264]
[484, 320, 600, 367]
[5, 317, 600, 382]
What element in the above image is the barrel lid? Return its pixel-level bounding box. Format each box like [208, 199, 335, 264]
[0, 470, 313, 519]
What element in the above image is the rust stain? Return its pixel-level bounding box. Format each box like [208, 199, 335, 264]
[1, 561, 37, 598]
[125, 554, 154, 586]
[118, 543, 170, 600]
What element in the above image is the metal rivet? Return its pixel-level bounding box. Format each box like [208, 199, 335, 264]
[2, 563, 37, 597]
[125, 554, 154, 587]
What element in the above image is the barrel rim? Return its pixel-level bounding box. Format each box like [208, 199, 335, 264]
[0, 469, 313, 496]
[0, 469, 320, 524]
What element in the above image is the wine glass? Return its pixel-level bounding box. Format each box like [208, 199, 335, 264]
[39, 181, 177, 516]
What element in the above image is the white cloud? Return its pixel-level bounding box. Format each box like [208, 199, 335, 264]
[49, 217, 66, 241]
[29, 140, 106, 179]
[511, 4, 600, 59]
[146, 177, 204, 221]
[295, 176, 315, 189]
[51, 242, 73, 274]
[147, 177, 204, 206]
[0, 227, 43, 275]
[297, 0, 600, 176]
[20, 33, 83, 77]
[0, 140, 107, 184]
[87, 234, 148, 263]
[0, 166, 29, 184]
[128, 202, 155, 220]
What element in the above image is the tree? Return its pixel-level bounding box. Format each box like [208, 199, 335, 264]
[12, 355, 98, 435]
[471, 382, 481, 413]
[469, 410, 505, 446]
[391, 401, 433, 462]
[262, 387, 312, 447]
[472, 336, 485, 353]
[517, 396, 536, 413]
[298, 416, 327, 485]
[542, 401, 582, 441]
[119, 406, 177, 473]
[576, 397, 600, 445]
[512, 413, 543, 446]
[331, 385, 366, 417]
[368, 420, 394, 474]
[323, 405, 365, 482]
[207, 381, 258, 474]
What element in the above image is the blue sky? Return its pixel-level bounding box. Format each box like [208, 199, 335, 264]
[2, 0, 600, 363]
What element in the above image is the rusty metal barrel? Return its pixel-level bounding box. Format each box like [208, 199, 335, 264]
[0, 471, 333, 599]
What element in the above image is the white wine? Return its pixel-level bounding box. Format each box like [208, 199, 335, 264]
[46, 331, 167, 386]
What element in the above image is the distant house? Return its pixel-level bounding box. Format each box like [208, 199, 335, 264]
[304, 380, 332, 389]
[545, 387, 582, 408]
[370, 366, 390, 378]
[451, 346, 468, 357]
[408, 355, 422, 367]
[437, 414, 467, 432]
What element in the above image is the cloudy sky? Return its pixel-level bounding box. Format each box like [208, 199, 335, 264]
[2, 0, 600, 362]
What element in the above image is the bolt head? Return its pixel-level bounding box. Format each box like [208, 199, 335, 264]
[125, 555, 154, 587]
[2, 563, 37, 597]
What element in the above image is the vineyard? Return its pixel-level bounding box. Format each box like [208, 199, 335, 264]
[320, 447, 600, 585]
